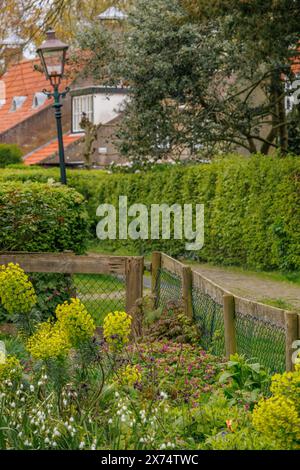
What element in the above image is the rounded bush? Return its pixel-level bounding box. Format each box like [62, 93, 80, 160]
[0, 181, 89, 254]
[0, 144, 22, 168]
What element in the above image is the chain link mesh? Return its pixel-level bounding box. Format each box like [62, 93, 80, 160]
[28, 272, 126, 326]
[192, 287, 225, 356]
[154, 264, 286, 371]
[155, 268, 182, 309]
[73, 274, 126, 325]
[235, 312, 286, 374]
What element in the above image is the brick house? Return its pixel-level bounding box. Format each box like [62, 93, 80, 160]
[0, 57, 128, 168]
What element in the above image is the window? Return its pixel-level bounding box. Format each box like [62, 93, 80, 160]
[10, 96, 27, 112]
[72, 95, 93, 132]
[32, 92, 47, 109]
[285, 75, 300, 113]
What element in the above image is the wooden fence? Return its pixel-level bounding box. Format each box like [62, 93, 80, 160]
[151, 252, 300, 372]
[1, 250, 299, 372]
[0, 252, 144, 326]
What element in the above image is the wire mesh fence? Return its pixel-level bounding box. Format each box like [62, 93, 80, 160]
[153, 254, 291, 372]
[155, 268, 182, 309]
[73, 273, 126, 325]
[192, 287, 225, 356]
[28, 272, 126, 327]
[235, 311, 286, 374]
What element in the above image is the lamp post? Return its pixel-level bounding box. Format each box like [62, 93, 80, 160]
[37, 30, 69, 184]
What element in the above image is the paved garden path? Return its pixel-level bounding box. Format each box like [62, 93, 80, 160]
[190, 263, 300, 311]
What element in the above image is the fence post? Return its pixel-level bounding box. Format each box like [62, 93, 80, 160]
[182, 266, 193, 320]
[151, 252, 161, 308]
[285, 311, 299, 372]
[126, 257, 144, 313]
[223, 294, 236, 359]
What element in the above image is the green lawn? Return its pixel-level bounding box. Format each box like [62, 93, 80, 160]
[82, 298, 126, 325]
[73, 274, 126, 325]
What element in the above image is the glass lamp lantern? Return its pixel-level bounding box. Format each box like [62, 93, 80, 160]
[37, 30, 69, 86]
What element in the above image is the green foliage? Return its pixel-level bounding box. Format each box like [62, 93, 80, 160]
[79, 0, 300, 157]
[0, 181, 89, 254]
[0, 144, 22, 168]
[29, 273, 74, 322]
[219, 354, 269, 407]
[143, 301, 201, 344]
[0, 154, 299, 270]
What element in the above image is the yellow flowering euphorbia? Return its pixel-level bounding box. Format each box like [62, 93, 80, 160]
[27, 321, 71, 360]
[252, 395, 300, 449]
[0, 263, 37, 315]
[103, 311, 132, 350]
[270, 365, 300, 412]
[55, 298, 96, 347]
[252, 364, 300, 449]
[118, 364, 142, 387]
[0, 355, 22, 381]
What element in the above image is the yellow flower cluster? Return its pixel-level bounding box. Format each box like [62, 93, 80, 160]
[26, 321, 71, 360]
[103, 311, 132, 350]
[270, 366, 300, 412]
[27, 299, 95, 360]
[0, 355, 22, 381]
[252, 396, 300, 448]
[55, 298, 96, 347]
[252, 366, 300, 449]
[118, 365, 142, 387]
[0, 263, 37, 315]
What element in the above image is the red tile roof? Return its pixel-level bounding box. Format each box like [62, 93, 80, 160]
[0, 58, 70, 134]
[24, 133, 83, 165]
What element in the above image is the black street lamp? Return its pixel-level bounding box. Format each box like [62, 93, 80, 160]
[37, 30, 69, 184]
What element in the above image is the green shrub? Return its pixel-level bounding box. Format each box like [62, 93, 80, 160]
[0, 181, 89, 253]
[0, 144, 22, 168]
[0, 154, 299, 270]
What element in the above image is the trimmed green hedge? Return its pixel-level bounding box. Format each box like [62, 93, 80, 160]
[0, 144, 22, 168]
[0, 155, 299, 270]
[0, 182, 89, 253]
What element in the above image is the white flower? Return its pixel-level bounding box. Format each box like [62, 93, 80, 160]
[52, 442, 57, 447]
[30, 385, 35, 392]
[44, 437, 50, 444]
[70, 417, 74, 423]
[108, 418, 113, 424]
[79, 441, 85, 449]
[115, 392, 120, 398]
[11, 402, 16, 408]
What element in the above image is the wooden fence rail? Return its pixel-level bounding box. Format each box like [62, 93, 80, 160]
[0, 252, 144, 327]
[151, 251, 300, 372]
